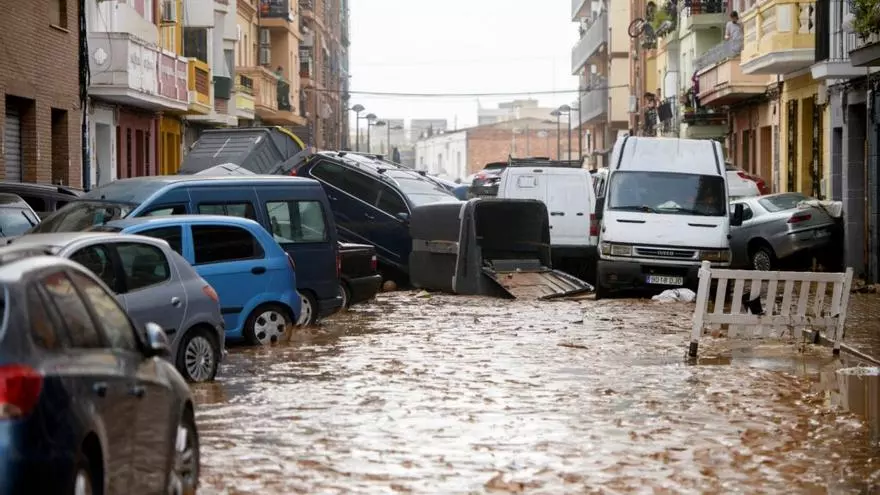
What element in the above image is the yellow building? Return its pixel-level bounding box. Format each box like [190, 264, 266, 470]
[158, 0, 185, 174]
[740, 0, 823, 195]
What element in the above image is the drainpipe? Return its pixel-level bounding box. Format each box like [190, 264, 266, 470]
[79, 0, 90, 190]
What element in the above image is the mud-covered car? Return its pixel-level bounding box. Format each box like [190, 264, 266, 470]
[338, 242, 382, 308]
[470, 162, 507, 197]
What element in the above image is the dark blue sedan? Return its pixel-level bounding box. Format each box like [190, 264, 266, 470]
[0, 246, 198, 494]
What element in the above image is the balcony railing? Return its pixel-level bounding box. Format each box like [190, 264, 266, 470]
[694, 38, 743, 71]
[571, 10, 608, 74]
[187, 59, 211, 108]
[572, 0, 590, 20]
[697, 56, 769, 106]
[299, 0, 314, 11]
[236, 74, 254, 95]
[278, 80, 292, 111]
[580, 75, 608, 124]
[741, 0, 816, 74]
[237, 66, 280, 114]
[681, 0, 727, 15]
[682, 110, 727, 125]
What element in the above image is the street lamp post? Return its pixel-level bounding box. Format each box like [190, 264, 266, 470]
[373, 120, 386, 153]
[558, 104, 572, 161]
[352, 104, 365, 152]
[377, 121, 403, 155]
[550, 110, 561, 159]
[365, 113, 378, 153]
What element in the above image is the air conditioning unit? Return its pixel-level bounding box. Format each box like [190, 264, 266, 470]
[259, 28, 270, 46]
[160, 0, 176, 23]
[259, 47, 271, 66]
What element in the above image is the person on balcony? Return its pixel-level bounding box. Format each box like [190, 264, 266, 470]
[725, 11, 744, 52]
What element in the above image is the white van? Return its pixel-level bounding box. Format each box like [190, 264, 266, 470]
[498, 158, 598, 280]
[594, 136, 744, 298]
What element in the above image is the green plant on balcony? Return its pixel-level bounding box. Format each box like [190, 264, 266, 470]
[852, 0, 880, 39]
[651, 3, 677, 37]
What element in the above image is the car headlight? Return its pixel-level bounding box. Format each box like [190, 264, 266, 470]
[699, 249, 730, 262]
[600, 243, 633, 257]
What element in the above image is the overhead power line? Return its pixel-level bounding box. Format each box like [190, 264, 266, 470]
[303, 85, 631, 98]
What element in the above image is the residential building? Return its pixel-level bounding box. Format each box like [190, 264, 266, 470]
[414, 118, 567, 180]
[1, 0, 83, 187]
[477, 99, 557, 125]
[572, 0, 630, 166]
[649, 0, 683, 138]
[410, 119, 448, 140]
[86, 0, 191, 186]
[299, 0, 349, 149]
[234, 0, 306, 134]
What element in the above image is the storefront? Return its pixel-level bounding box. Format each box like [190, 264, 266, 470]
[116, 107, 157, 179]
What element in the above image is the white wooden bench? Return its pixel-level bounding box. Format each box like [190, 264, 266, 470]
[689, 261, 855, 357]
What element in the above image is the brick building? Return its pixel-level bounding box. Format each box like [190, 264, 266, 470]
[414, 118, 573, 181]
[1, 0, 83, 187]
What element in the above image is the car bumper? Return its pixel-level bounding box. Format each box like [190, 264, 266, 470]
[0, 453, 74, 494]
[551, 245, 597, 260]
[597, 258, 703, 291]
[344, 274, 383, 307]
[317, 294, 344, 318]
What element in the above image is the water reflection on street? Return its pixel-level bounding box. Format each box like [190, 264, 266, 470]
[193, 292, 880, 493]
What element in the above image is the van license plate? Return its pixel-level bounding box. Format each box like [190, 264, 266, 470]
[646, 275, 684, 286]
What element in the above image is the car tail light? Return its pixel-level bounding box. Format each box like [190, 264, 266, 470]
[475, 172, 486, 180]
[589, 213, 599, 237]
[0, 365, 43, 419]
[288, 169, 297, 176]
[202, 285, 219, 303]
[370, 255, 378, 272]
[788, 212, 812, 224]
[737, 171, 749, 180]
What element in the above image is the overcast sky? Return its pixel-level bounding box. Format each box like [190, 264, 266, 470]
[348, 0, 579, 130]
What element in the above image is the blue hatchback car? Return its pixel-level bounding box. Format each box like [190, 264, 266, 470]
[97, 215, 301, 345]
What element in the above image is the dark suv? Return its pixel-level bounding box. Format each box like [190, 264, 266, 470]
[288, 152, 459, 280]
[470, 161, 507, 197]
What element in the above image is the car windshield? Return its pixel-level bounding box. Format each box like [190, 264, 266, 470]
[31, 200, 134, 233]
[0, 207, 39, 237]
[387, 173, 459, 207]
[758, 193, 810, 212]
[608, 171, 727, 217]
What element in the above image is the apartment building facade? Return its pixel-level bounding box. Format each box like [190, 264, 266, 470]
[1, 0, 83, 187]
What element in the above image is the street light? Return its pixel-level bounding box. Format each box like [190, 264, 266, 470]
[352, 104, 365, 152]
[365, 113, 378, 153]
[550, 110, 561, 159]
[558, 104, 572, 161]
[377, 121, 404, 155]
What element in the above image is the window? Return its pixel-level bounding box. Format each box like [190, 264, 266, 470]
[20, 195, 47, 212]
[138, 226, 183, 254]
[608, 171, 727, 217]
[69, 244, 120, 292]
[192, 225, 263, 264]
[50, 0, 68, 28]
[0, 208, 38, 237]
[183, 27, 209, 62]
[41, 272, 101, 348]
[144, 204, 187, 217]
[375, 184, 407, 216]
[385, 171, 454, 207]
[310, 161, 379, 204]
[740, 204, 754, 221]
[758, 193, 809, 213]
[28, 286, 63, 350]
[266, 201, 327, 243]
[69, 271, 137, 351]
[197, 202, 256, 220]
[115, 243, 170, 292]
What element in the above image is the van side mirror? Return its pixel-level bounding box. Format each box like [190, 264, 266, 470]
[595, 196, 605, 220]
[730, 203, 744, 227]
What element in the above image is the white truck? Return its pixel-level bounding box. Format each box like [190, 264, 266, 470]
[594, 136, 744, 299]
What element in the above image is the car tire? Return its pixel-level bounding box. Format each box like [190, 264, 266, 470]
[167, 409, 199, 495]
[295, 291, 318, 327]
[176, 328, 219, 383]
[338, 282, 351, 310]
[750, 245, 775, 271]
[244, 304, 293, 345]
[72, 450, 100, 495]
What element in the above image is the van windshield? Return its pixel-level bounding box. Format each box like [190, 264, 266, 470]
[31, 200, 134, 233]
[608, 171, 727, 217]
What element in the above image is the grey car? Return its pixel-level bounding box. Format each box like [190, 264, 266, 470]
[10, 232, 225, 382]
[730, 192, 837, 271]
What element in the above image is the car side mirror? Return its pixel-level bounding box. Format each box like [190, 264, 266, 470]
[144, 322, 170, 357]
[730, 203, 744, 227]
[395, 212, 410, 223]
[595, 196, 605, 221]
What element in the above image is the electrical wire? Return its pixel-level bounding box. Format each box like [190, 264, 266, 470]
[303, 84, 631, 98]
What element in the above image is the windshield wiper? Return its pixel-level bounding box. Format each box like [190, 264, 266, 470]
[657, 206, 715, 216]
[613, 205, 657, 213]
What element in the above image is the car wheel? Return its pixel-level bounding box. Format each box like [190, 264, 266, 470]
[167, 410, 199, 495]
[750, 246, 775, 271]
[176, 328, 219, 383]
[296, 291, 318, 326]
[244, 304, 292, 345]
[338, 282, 351, 310]
[73, 453, 99, 495]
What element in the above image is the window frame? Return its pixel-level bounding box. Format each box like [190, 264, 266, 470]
[310, 160, 380, 206]
[196, 202, 257, 220]
[374, 183, 408, 218]
[264, 200, 329, 244]
[136, 225, 184, 255]
[26, 283, 69, 351]
[191, 224, 265, 265]
[142, 203, 188, 217]
[67, 243, 124, 294]
[38, 270, 105, 350]
[68, 270, 140, 353]
[112, 241, 173, 294]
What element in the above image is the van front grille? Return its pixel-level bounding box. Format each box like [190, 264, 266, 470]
[635, 247, 697, 260]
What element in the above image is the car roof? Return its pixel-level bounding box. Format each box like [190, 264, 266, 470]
[82, 175, 321, 204]
[11, 231, 172, 250]
[103, 214, 264, 230]
[613, 136, 723, 176]
[0, 249, 86, 285]
[0, 193, 33, 208]
[0, 181, 83, 196]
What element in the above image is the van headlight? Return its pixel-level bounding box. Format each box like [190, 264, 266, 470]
[699, 249, 730, 262]
[600, 242, 633, 257]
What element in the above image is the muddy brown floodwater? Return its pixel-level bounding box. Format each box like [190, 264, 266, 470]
[192, 292, 880, 494]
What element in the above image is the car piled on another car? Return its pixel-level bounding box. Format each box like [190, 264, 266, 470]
[470, 161, 508, 197]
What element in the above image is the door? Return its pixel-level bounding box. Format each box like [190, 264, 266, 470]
[371, 183, 412, 268]
[4, 105, 22, 182]
[308, 160, 377, 245]
[188, 223, 268, 336]
[68, 270, 174, 494]
[546, 172, 592, 247]
[113, 241, 187, 335]
[728, 202, 754, 267]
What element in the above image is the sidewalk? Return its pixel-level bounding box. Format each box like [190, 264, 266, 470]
[844, 292, 880, 360]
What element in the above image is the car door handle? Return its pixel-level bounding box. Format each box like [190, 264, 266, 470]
[251, 266, 267, 274]
[93, 382, 108, 398]
[171, 296, 182, 307]
[576, 212, 584, 216]
[550, 211, 565, 216]
[364, 213, 375, 220]
[129, 385, 146, 399]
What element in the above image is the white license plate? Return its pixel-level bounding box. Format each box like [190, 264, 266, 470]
[646, 275, 684, 286]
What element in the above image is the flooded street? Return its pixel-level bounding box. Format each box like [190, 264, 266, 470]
[193, 292, 880, 494]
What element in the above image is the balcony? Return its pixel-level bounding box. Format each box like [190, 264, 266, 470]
[571, 10, 608, 74]
[697, 55, 770, 106]
[579, 77, 608, 125]
[682, 110, 727, 139]
[235, 74, 256, 120]
[237, 66, 279, 118]
[740, 0, 817, 75]
[850, 33, 880, 66]
[680, 0, 728, 32]
[263, 79, 307, 125]
[811, 0, 868, 78]
[88, 33, 189, 112]
[572, 0, 591, 21]
[187, 59, 212, 114]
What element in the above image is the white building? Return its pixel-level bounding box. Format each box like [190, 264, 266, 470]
[477, 99, 558, 125]
[413, 130, 467, 179]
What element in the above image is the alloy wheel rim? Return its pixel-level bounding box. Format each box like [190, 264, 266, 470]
[74, 469, 92, 495]
[297, 294, 313, 326]
[184, 336, 215, 382]
[754, 251, 771, 271]
[254, 310, 288, 344]
[168, 423, 198, 495]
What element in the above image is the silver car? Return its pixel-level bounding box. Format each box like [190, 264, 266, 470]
[729, 192, 838, 271]
[11, 232, 225, 382]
